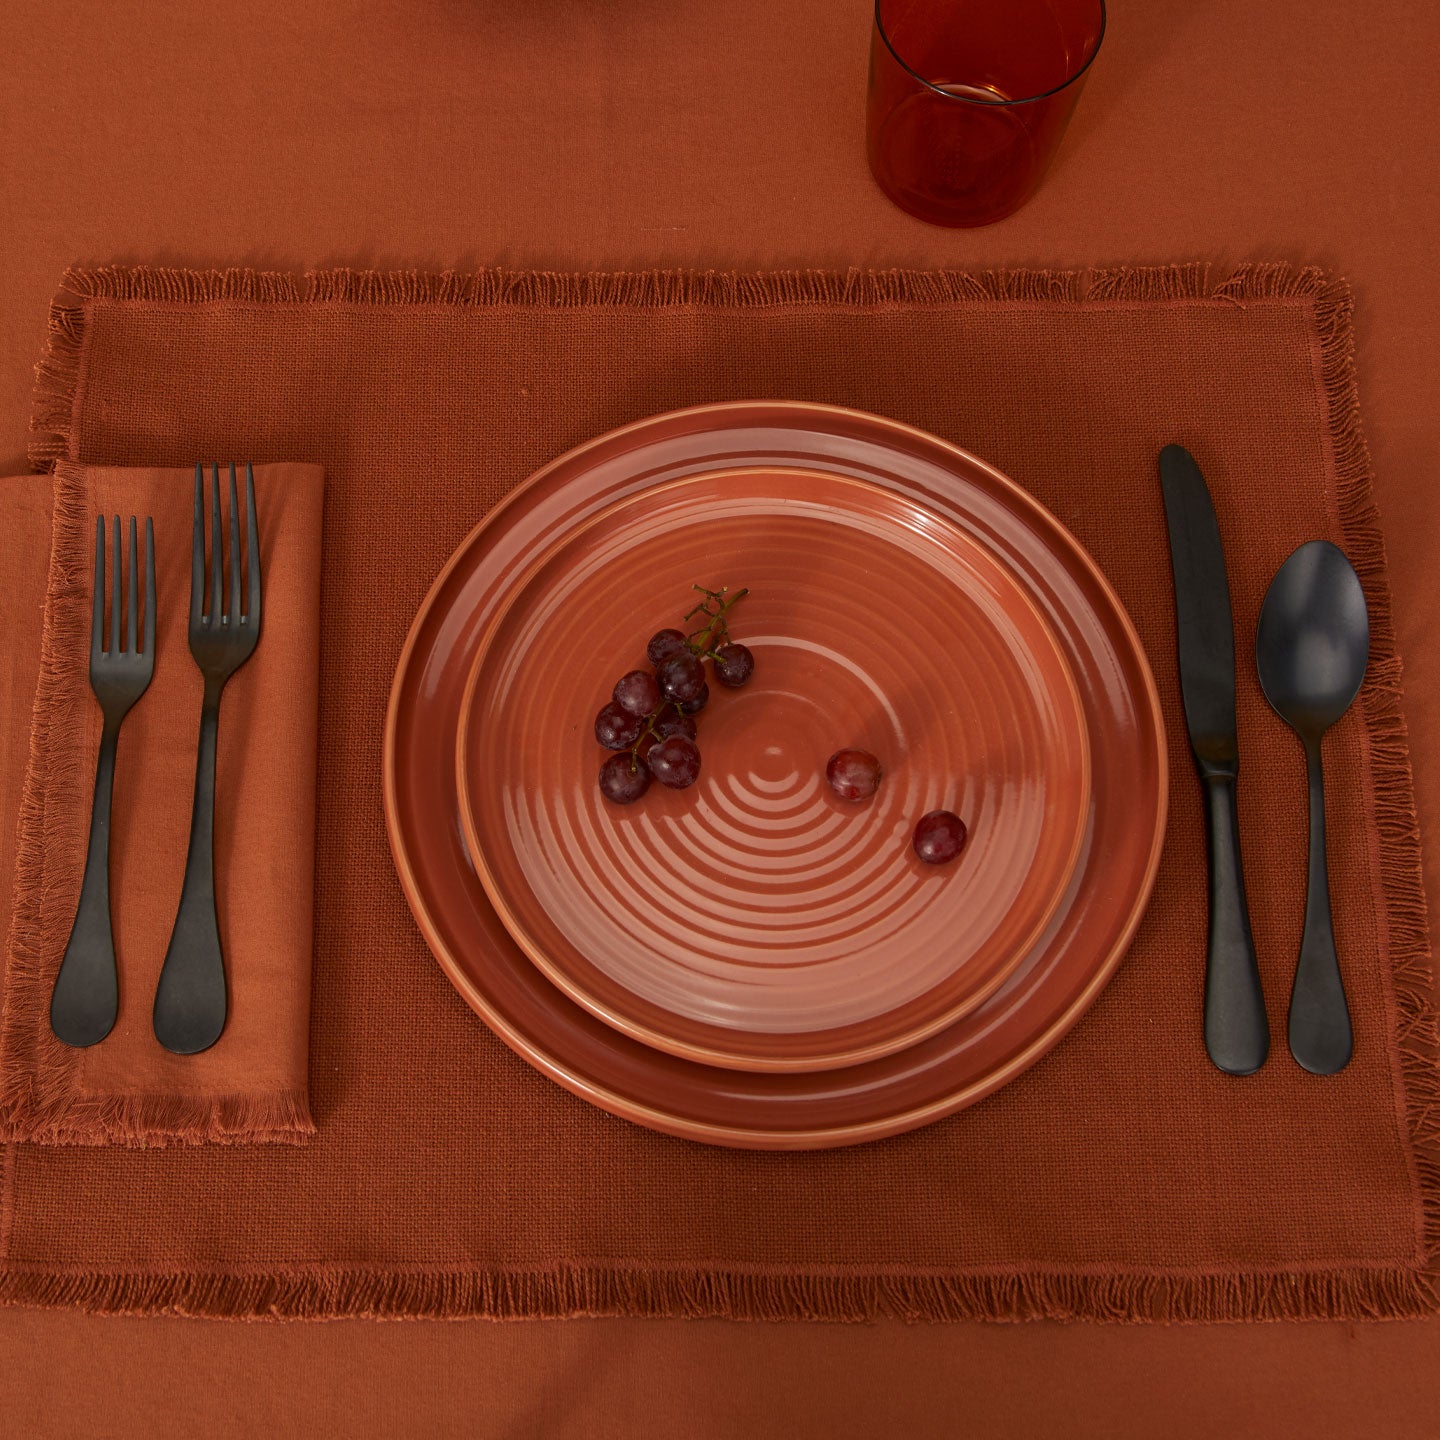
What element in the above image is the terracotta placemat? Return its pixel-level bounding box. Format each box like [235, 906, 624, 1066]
[1, 262, 1434, 1321]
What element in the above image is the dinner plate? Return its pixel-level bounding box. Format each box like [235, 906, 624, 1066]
[455, 465, 1091, 1072]
[384, 401, 1167, 1148]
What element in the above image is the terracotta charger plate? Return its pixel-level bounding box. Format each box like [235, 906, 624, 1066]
[455, 466, 1092, 1072]
[384, 401, 1168, 1149]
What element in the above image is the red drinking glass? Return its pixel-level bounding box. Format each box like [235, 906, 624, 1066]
[866, 0, 1106, 227]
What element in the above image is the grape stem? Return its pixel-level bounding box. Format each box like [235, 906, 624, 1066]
[626, 701, 685, 771]
[683, 585, 748, 660]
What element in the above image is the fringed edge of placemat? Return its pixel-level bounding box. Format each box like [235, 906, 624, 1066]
[0, 463, 93, 1132]
[0, 460, 315, 1148]
[0, 1259, 1436, 1324]
[13, 260, 1438, 1321]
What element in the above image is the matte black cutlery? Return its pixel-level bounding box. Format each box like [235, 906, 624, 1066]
[1158, 445, 1269, 1075]
[153, 463, 262, 1055]
[1256, 541, 1368, 1075]
[50, 515, 156, 1047]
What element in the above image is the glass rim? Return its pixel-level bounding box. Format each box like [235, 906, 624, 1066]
[874, 0, 1108, 108]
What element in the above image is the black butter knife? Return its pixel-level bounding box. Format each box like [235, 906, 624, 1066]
[1159, 445, 1269, 1075]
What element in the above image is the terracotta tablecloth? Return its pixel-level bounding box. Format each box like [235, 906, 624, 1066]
[2, 0, 1438, 1435]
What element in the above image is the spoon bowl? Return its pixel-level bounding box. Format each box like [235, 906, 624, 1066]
[1256, 540, 1369, 1075]
[1256, 541, 1369, 735]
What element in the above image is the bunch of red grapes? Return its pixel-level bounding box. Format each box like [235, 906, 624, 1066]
[594, 586, 754, 804]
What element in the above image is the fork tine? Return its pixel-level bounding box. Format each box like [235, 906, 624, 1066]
[191, 464, 204, 624]
[91, 516, 105, 662]
[228, 461, 241, 624]
[110, 516, 121, 656]
[126, 517, 138, 654]
[245, 462, 261, 626]
[143, 518, 156, 658]
[209, 462, 222, 624]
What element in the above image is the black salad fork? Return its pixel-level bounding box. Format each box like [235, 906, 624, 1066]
[153, 463, 262, 1054]
[50, 516, 156, 1047]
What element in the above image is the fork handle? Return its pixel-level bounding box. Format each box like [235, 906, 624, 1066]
[154, 683, 227, 1054]
[50, 719, 122, 1047]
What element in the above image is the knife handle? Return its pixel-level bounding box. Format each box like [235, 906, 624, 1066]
[1200, 772, 1269, 1074]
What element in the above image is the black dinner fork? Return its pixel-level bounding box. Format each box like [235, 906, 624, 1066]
[153, 463, 262, 1054]
[50, 516, 156, 1047]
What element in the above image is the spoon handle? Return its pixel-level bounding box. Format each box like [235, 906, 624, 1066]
[1289, 741, 1353, 1073]
[1201, 773, 1269, 1074]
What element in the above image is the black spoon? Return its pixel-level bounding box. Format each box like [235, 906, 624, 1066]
[1255, 540, 1369, 1074]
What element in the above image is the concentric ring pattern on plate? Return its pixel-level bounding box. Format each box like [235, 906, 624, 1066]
[460, 466, 1088, 1077]
[456, 467, 1091, 1072]
[383, 401, 1168, 1149]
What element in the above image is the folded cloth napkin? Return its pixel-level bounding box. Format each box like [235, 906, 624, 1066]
[0, 461, 324, 1144]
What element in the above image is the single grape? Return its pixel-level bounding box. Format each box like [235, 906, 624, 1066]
[646, 735, 702, 789]
[713, 642, 754, 688]
[594, 701, 643, 751]
[613, 668, 661, 718]
[655, 710, 697, 742]
[826, 749, 882, 801]
[657, 651, 706, 704]
[677, 680, 709, 715]
[912, 810, 968, 865]
[646, 628, 689, 666]
[599, 752, 651, 804]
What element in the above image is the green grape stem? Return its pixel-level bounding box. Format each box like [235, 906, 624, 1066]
[683, 584, 749, 659]
[626, 701, 685, 771]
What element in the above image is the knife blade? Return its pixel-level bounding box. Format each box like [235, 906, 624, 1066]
[1158, 444, 1269, 1074]
[1159, 445, 1240, 772]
